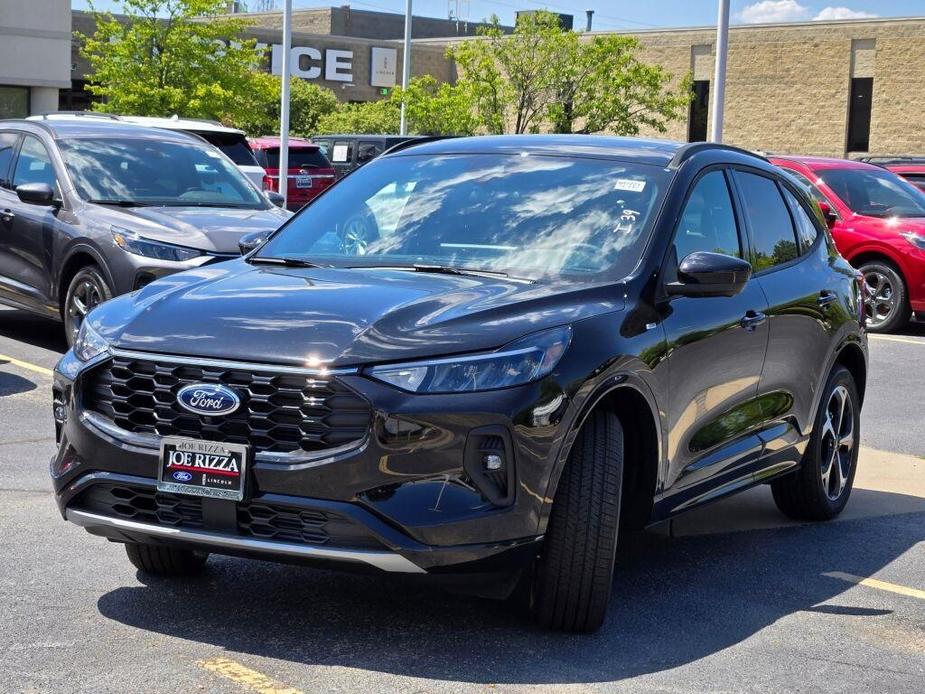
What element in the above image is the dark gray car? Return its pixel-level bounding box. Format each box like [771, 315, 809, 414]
[0, 118, 290, 344]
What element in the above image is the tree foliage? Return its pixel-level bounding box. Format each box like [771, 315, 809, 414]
[449, 11, 692, 135]
[315, 98, 401, 135]
[392, 76, 479, 135]
[79, 0, 264, 123]
[236, 73, 339, 137]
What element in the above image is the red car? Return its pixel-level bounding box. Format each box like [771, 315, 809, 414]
[249, 136, 336, 211]
[771, 155, 925, 332]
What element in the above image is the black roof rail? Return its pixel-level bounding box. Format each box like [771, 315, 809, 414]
[382, 135, 458, 156]
[34, 111, 121, 120]
[857, 155, 925, 165]
[669, 141, 768, 169]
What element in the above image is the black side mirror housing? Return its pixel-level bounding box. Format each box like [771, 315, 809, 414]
[666, 251, 752, 298]
[16, 182, 57, 206]
[266, 191, 286, 208]
[238, 230, 269, 255]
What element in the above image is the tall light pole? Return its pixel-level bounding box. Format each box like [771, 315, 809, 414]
[399, 0, 413, 135]
[710, 0, 730, 143]
[278, 0, 292, 207]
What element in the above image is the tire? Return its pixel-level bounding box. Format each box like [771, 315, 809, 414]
[531, 410, 623, 633]
[858, 260, 910, 333]
[63, 265, 112, 347]
[772, 366, 860, 521]
[124, 543, 209, 576]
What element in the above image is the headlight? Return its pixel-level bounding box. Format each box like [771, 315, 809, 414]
[111, 226, 202, 262]
[367, 325, 571, 393]
[901, 231, 925, 250]
[73, 320, 110, 362]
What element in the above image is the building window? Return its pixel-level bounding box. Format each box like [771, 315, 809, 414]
[59, 80, 93, 112]
[847, 77, 873, 152]
[688, 80, 709, 142]
[0, 86, 29, 119]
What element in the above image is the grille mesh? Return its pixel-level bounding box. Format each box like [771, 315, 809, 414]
[82, 355, 370, 454]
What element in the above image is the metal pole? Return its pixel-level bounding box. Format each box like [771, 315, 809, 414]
[279, 0, 292, 207]
[399, 0, 413, 135]
[709, 0, 730, 143]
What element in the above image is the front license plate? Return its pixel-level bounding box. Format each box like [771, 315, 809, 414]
[295, 175, 312, 188]
[157, 437, 249, 501]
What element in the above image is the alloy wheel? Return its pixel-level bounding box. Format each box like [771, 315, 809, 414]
[342, 218, 372, 255]
[819, 384, 855, 501]
[863, 270, 896, 330]
[67, 277, 104, 342]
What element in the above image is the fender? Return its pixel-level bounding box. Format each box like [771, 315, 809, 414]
[535, 363, 663, 535]
[54, 240, 116, 311]
[842, 240, 907, 269]
[805, 328, 868, 432]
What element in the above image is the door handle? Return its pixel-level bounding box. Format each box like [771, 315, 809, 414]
[817, 290, 838, 308]
[0, 209, 13, 222]
[740, 310, 767, 332]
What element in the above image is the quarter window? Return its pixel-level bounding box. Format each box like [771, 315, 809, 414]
[734, 171, 799, 271]
[12, 136, 58, 190]
[0, 132, 18, 187]
[674, 170, 741, 261]
[781, 187, 819, 253]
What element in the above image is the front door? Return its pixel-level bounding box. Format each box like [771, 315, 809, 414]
[658, 169, 770, 510]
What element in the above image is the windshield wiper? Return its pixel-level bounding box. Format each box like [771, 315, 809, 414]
[88, 199, 149, 207]
[247, 256, 323, 268]
[412, 264, 521, 280]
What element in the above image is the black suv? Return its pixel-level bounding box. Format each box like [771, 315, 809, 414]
[312, 134, 421, 178]
[52, 136, 867, 633]
[0, 118, 289, 344]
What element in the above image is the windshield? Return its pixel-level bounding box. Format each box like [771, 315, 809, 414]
[195, 131, 261, 167]
[59, 137, 267, 208]
[820, 168, 925, 218]
[258, 147, 331, 170]
[257, 153, 669, 280]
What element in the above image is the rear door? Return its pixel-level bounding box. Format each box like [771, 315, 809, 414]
[731, 168, 837, 467]
[0, 130, 23, 303]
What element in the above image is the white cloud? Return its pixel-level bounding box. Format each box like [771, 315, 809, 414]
[737, 0, 810, 24]
[813, 7, 878, 20]
[737, 1, 877, 24]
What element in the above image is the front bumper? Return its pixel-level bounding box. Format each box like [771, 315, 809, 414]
[51, 348, 567, 574]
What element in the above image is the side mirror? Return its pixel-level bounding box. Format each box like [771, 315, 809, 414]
[238, 230, 269, 255]
[666, 251, 752, 298]
[16, 182, 56, 206]
[818, 200, 837, 227]
[266, 191, 286, 208]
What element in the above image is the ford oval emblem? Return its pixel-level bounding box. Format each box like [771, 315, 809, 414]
[172, 470, 193, 482]
[176, 383, 241, 416]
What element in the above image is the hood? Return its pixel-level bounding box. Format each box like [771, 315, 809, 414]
[91, 260, 624, 367]
[90, 204, 291, 254]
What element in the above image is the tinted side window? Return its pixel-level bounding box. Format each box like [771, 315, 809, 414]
[735, 171, 799, 271]
[0, 132, 18, 187]
[781, 187, 819, 253]
[674, 170, 741, 260]
[357, 141, 383, 163]
[12, 135, 58, 190]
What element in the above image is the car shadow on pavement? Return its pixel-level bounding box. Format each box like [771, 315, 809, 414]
[0, 368, 37, 396]
[96, 490, 925, 686]
[0, 308, 67, 353]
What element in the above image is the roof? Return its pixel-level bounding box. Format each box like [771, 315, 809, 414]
[312, 134, 420, 141]
[6, 117, 203, 143]
[385, 134, 686, 166]
[248, 136, 317, 149]
[770, 155, 879, 171]
[119, 115, 245, 135]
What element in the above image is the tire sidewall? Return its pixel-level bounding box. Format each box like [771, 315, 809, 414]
[63, 266, 112, 346]
[806, 367, 861, 516]
[859, 260, 908, 333]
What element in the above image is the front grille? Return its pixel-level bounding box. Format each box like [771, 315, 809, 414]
[74, 483, 384, 549]
[82, 354, 371, 455]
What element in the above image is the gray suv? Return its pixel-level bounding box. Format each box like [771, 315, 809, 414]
[0, 118, 290, 344]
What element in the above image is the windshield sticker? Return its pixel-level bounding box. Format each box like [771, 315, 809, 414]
[614, 178, 646, 192]
[614, 209, 639, 234]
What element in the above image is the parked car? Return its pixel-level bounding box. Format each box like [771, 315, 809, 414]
[0, 118, 290, 344]
[858, 156, 925, 192]
[249, 136, 336, 211]
[53, 136, 867, 633]
[312, 134, 421, 178]
[30, 113, 267, 189]
[771, 155, 925, 332]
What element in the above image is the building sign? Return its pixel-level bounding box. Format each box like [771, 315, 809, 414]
[260, 44, 355, 83]
[370, 47, 397, 88]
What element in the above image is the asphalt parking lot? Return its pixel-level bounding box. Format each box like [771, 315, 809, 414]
[1, 307, 923, 693]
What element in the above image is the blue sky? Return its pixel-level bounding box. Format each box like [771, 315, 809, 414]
[72, 1, 920, 31]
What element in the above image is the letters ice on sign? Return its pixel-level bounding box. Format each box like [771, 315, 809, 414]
[370, 47, 397, 88]
[264, 43, 354, 83]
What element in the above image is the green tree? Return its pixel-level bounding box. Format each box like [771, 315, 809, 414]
[236, 72, 339, 137]
[78, 0, 263, 124]
[315, 98, 400, 135]
[391, 76, 479, 135]
[449, 11, 691, 135]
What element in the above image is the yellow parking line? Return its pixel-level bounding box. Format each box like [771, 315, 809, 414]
[868, 335, 925, 346]
[824, 571, 925, 600]
[198, 657, 303, 694]
[0, 352, 53, 376]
